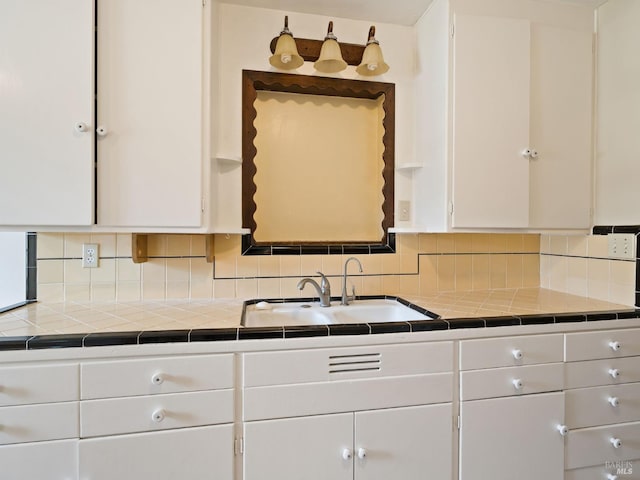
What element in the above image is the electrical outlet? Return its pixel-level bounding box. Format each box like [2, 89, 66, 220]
[82, 243, 99, 268]
[399, 200, 411, 222]
[607, 234, 636, 259]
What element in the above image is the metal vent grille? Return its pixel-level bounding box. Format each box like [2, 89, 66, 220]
[328, 352, 381, 374]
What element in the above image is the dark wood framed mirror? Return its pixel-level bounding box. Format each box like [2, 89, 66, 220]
[241, 70, 395, 255]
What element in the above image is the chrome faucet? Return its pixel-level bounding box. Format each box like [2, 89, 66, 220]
[297, 271, 331, 307]
[341, 257, 363, 305]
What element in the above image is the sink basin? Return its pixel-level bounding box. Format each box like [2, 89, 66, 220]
[242, 297, 437, 327]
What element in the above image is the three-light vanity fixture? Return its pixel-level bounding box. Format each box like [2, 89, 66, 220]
[269, 16, 389, 76]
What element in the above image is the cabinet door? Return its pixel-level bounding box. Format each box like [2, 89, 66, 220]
[452, 14, 531, 228]
[528, 24, 593, 229]
[0, 439, 78, 480]
[354, 404, 452, 480]
[0, 0, 94, 226]
[79, 425, 232, 480]
[243, 414, 353, 480]
[460, 392, 565, 480]
[96, 0, 203, 228]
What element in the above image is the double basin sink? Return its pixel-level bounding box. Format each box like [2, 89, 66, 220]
[242, 297, 437, 328]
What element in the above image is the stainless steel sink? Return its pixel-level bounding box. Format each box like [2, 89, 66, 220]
[242, 297, 437, 327]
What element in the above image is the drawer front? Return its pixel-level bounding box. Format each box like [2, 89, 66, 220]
[81, 354, 233, 400]
[244, 373, 452, 421]
[567, 421, 640, 470]
[0, 402, 79, 445]
[0, 363, 79, 406]
[80, 389, 234, 438]
[459, 334, 564, 370]
[566, 383, 640, 429]
[566, 328, 640, 361]
[566, 461, 640, 480]
[244, 342, 453, 388]
[460, 363, 564, 401]
[0, 439, 78, 480]
[566, 357, 640, 389]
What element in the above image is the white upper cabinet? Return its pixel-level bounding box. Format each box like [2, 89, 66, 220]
[415, 0, 594, 231]
[96, 0, 204, 228]
[0, 0, 94, 226]
[452, 14, 532, 228]
[0, 0, 208, 230]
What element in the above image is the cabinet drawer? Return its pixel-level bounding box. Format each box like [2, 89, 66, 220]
[566, 383, 640, 429]
[460, 363, 564, 401]
[244, 342, 452, 388]
[81, 354, 233, 399]
[459, 334, 563, 370]
[566, 328, 640, 361]
[567, 420, 640, 470]
[566, 357, 640, 389]
[0, 363, 79, 406]
[244, 373, 452, 421]
[80, 389, 233, 438]
[0, 439, 78, 480]
[0, 402, 78, 445]
[566, 461, 640, 480]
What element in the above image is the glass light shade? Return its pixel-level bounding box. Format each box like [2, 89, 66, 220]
[269, 33, 304, 70]
[314, 38, 347, 73]
[356, 42, 389, 76]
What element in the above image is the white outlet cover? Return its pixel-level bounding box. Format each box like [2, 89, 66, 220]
[82, 243, 99, 268]
[607, 234, 636, 260]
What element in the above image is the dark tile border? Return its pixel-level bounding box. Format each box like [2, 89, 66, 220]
[84, 331, 141, 347]
[241, 233, 396, 256]
[1, 307, 638, 351]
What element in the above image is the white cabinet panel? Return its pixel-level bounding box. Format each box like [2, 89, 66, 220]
[460, 392, 565, 480]
[81, 354, 233, 399]
[0, 363, 79, 406]
[354, 404, 452, 480]
[0, 402, 78, 445]
[566, 382, 640, 429]
[452, 13, 531, 228]
[566, 328, 640, 362]
[528, 24, 593, 229]
[96, 0, 203, 227]
[460, 362, 564, 401]
[79, 425, 233, 480]
[0, 439, 78, 480]
[459, 333, 563, 370]
[244, 413, 354, 480]
[567, 420, 640, 470]
[81, 389, 233, 437]
[0, 0, 94, 226]
[565, 357, 640, 389]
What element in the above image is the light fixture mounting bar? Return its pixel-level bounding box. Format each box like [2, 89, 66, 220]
[269, 37, 365, 66]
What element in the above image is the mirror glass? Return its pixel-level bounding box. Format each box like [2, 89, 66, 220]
[242, 70, 395, 254]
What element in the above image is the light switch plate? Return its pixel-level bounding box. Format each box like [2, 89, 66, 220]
[398, 201, 411, 222]
[607, 234, 636, 259]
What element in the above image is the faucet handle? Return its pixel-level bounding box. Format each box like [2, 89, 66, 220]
[316, 271, 331, 293]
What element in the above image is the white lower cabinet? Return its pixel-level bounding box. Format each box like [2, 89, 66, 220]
[459, 392, 565, 480]
[243, 404, 452, 480]
[0, 439, 78, 480]
[79, 425, 233, 480]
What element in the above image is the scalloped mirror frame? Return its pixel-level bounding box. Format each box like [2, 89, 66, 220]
[241, 70, 395, 255]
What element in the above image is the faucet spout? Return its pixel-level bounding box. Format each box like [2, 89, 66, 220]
[341, 257, 363, 305]
[297, 271, 331, 307]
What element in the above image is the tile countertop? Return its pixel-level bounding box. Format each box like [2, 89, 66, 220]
[0, 288, 634, 339]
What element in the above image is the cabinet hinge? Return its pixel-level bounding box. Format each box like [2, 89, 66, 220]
[448, 201, 454, 215]
[450, 24, 454, 38]
[201, 197, 205, 213]
[234, 437, 244, 455]
[456, 415, 461, 430]
[202, 0, 207, 5]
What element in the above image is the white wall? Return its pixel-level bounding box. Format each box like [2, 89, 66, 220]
[595, 0, 640, 225]
[0, 233, 26, 307]
[213, 4, 417, 229]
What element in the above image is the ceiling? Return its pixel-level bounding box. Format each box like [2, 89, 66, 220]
[220, 0, 609, 26]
